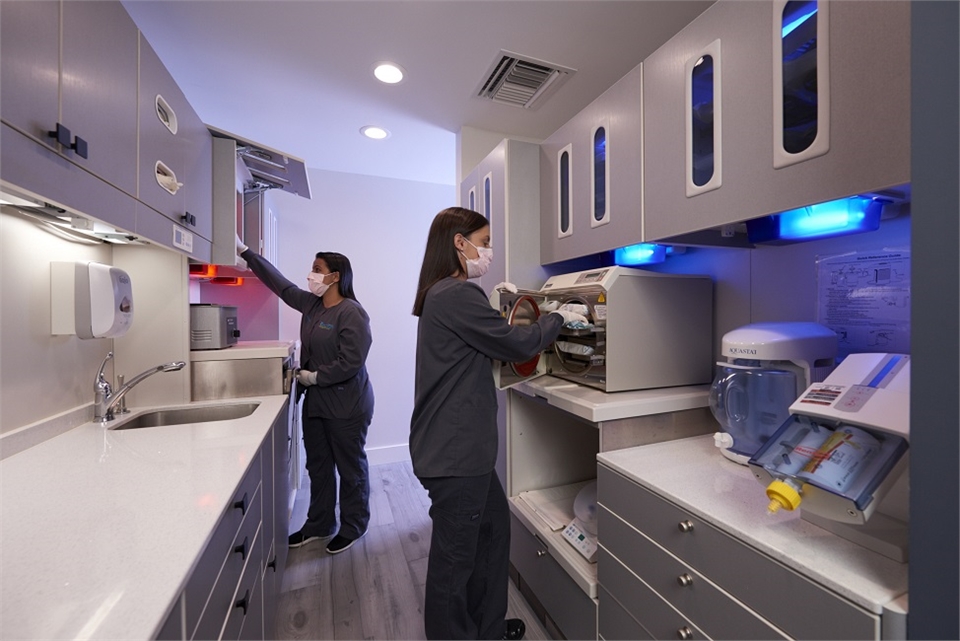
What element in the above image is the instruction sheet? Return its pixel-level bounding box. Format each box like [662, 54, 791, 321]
[817, 250, 911, 357]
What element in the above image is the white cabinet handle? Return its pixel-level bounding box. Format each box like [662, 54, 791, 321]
[155, 94, 178, 134]
[155, 160, 182, 195]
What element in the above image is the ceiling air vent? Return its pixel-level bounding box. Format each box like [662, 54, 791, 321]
[476, 50, 576, 109]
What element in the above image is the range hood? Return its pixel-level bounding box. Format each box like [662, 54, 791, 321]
[207, 126, 312, 200]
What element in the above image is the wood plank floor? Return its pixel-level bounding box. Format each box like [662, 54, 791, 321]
[275, 460, 551, 640]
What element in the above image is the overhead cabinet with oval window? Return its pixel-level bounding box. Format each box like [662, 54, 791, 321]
[642, 0, 911, 242]
[540, 64, 644, 265]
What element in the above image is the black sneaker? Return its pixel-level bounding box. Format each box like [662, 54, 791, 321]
[325, 531, 365, 554]
[288, 530, 329, 548]
[503, 619, 525, 640]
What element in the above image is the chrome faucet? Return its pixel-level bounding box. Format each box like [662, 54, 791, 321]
[94, 351, 186, 422]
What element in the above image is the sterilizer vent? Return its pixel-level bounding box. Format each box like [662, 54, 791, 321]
[476, 51, 576, 109]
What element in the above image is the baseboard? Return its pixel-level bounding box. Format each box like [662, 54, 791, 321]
[366, 443, 411, 467]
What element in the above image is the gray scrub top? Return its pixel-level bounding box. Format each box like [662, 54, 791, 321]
[410, 277, 563, 478]
[242, 249, 374, 421]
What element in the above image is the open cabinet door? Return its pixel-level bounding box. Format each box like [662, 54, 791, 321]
[489, 286, 551, 389]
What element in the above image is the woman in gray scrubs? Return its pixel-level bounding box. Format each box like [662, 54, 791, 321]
[238, 237, 374, 556]
[410, 207, 586, 640]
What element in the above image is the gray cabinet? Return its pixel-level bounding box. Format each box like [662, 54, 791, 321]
[138, 35, 213, 243]
[597, 464, 880, 640]
[0, 0, 139, 197]
[540, 64, 643, 264]
[156, 401, 290, 641]
[643, 0, 910, 241]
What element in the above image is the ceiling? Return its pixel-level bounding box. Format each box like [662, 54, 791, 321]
[122, 0, 713, 187]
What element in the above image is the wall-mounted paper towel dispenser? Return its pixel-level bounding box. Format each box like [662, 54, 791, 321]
[51, 261, 134, 339]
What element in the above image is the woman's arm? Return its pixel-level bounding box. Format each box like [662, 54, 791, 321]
[241, 249, 315, 313]
[440, 283, 563, 363]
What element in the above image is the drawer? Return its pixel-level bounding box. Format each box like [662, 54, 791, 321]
[510, 513, 596, 641]
[193, 484, 263, 640]
[598, 585, 653, 641]
[600, 506, 787, 640]
[598, 465, 879, 640]
[598, 547, 706, 641]
[222, 524, 264, 640]
[185, 450, 262, 637]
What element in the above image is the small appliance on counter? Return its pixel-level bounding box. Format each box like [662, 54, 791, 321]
[748, 353, 910, 562]
[190, 304, 239, 350]
[561, 481, 598, 563]
[709, 322, 838, 464]
[491, 266, 713, 392]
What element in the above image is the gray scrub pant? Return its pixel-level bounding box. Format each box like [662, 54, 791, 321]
[300, 410, 371, 541]
[419, 470, 510, 640]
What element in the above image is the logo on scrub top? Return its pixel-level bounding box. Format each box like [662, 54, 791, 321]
[318, 321, 334, 331]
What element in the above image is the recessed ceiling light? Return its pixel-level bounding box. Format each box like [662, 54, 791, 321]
[373, 62, 405, 84]
[360, 126, 390, 140]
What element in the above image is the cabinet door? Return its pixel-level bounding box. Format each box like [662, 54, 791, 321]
[0, 0, 60, 148]
[541, 65, 643, 264]
[61, 0, 139, 196]
[477, 143, 506, 292]
[643, 0, 769, 241]
[181, 106, 214, 242]
[138, 35, 187, 223]
[460, 166, 479, 212]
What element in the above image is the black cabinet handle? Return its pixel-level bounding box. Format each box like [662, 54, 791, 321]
[180, 212, 196, 226]
[234, 589, 250, 616]
[267, 556, 277, 571]
[48, 123, 71, 147]
[233, 536, 248, 561]
[232, 492, 248, 515]
[72, 135, 88, 159]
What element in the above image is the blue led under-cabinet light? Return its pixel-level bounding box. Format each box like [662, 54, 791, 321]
[747, 196, 884, 244]
[614, 243, 666, 266]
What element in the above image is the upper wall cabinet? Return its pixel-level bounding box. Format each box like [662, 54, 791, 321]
[643, 0, 910, 242]
[1, 0, 139, 197]
[540, 64, 643, 265]
[139, 35, 213, 242]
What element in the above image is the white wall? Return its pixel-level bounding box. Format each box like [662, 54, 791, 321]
[0, 209, 190, 437]
[270, 169, 455, 465]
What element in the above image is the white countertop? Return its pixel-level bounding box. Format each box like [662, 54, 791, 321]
[597, 435, 909, 615]
[0, 395, 288, 640]
[190, 340, 295, 361]
[514, 375, 710, 423]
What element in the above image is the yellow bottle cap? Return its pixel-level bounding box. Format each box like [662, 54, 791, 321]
[766, 479, 802, 513]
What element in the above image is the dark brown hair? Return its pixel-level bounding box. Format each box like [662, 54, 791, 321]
[315, 251, 358, 302]
[412, 207, 488, 316]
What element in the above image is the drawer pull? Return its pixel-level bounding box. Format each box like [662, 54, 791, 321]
[267, 556, 277, 571]
[233, 492, 248, 515]
[536, 549, 548, 558]
[678, 520, 695, 533]
[235, 589, 250, 616]
[677, 573, 693, 587]
[233, 536, 248, 561]
[677, 626, 693, 640]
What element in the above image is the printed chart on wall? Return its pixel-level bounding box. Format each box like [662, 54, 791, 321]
[816, 249, 910, 358]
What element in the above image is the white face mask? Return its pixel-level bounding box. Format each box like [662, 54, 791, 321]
[460, 238, 493, 279]
[307, 272, 331, 297]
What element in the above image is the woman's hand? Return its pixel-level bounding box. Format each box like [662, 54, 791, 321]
[550, 309, 589, 326]
[297, 369, 318, 387]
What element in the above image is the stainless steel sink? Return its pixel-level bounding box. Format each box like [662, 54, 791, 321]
[110, 402, 260, 430]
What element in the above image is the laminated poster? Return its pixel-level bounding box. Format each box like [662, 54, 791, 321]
[816, 249, 910, 357]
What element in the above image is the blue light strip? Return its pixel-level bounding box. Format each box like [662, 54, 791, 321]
[613, 243, 666, 266]
[777, 197, 881, 241]
[867, 355, 903, 388]
[782, 2, 818, 37]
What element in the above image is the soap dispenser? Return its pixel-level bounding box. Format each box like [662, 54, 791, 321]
[51, 261, 134, 338]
